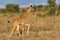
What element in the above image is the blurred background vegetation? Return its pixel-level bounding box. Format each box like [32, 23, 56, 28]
[0, 0, 60, 16]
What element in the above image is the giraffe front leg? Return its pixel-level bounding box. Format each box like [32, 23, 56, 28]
[9, 25, 16, 38]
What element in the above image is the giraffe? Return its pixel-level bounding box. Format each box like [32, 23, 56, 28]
[9, 5, 32, 38]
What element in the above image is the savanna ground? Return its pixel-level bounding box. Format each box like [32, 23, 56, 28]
[0, 12, 60, 40]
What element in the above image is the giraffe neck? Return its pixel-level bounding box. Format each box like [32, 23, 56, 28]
[19, 6, 32, 19]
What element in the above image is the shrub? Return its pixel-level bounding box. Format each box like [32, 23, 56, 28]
[48, 8, 56, 16]
[6, 4, 19, 13]
[0, 9, 6, 13]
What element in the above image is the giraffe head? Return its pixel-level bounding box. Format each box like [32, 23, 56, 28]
[30, 5, 32, 7]
[23, 5, 32, 14]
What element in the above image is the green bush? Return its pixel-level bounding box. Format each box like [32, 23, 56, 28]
[0, 9, 6, 13]
[6, 4, 19, 13]
[58, 4, 60, 10]
[48, 8, 56, 16]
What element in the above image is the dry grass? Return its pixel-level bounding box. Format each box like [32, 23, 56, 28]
[0, 13, 60, 40]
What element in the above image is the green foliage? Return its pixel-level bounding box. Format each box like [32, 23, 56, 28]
[32, 5, 37, 11]
[47, 0, 56, 7]
[44, 5, 49, 10]
[47, 0, 56, 16]
[0, 9, 6, 13]
[48, 8, 56, 16]
[37, 5, 43, 8]
[6, 4, 19, 12]
[32, 5, 43, 12]
[37, 5, 43, 11]
[58, 4, 60, 10]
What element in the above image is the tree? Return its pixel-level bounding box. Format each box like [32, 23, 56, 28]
[0, 9, 6, 13]
[58, 4, 60, 10]
[47, 0, 56, 15]
[48, 0, 56, 7]
[44, 5, 49, 10]
[37, 5, 43, 11]
[32, 5, 37, 11]
[57, 4, 60, 15]
[6, 4, 19, 12]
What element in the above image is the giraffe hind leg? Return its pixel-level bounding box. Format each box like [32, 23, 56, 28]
[16, 24, 24, 36]
[16, 25, 21, 36]
[25, 24, 30, 35]
[21, 24, 25, 35]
